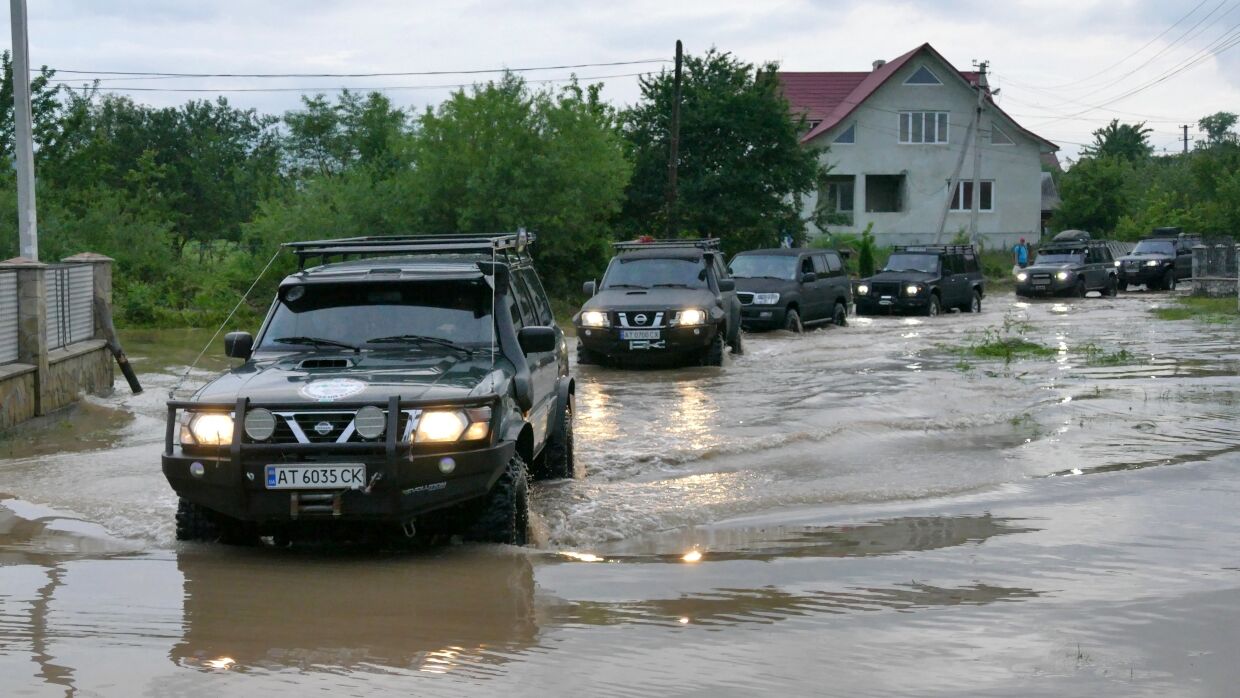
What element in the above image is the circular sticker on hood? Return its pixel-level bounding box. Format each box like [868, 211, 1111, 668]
[299, 378, 366, 402]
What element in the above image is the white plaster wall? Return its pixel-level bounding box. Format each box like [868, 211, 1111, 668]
[804, 57, 1047, 249]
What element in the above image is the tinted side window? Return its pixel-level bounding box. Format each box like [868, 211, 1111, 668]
[963, 253, 978, 273]
[520, 269, 555, 325]
[711, 254, 728, 281]
[825, 253, 842, 274]
[510, 273, 538, 326]
[943, 255, 959, 275]
[802, 256, 816, 275]
[810, 255, 828, 274]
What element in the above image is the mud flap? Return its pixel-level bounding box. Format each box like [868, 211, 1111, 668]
[547, 376, 575, 445]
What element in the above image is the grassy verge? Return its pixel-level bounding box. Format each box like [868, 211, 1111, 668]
[1151, 296, 1239, 323]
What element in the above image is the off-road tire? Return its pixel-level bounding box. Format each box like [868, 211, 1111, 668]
[1105, 276, 1118, 297]
[729, 328, 744, 356]
[1075, 279, 1087, 298]
[1119, 281, 1129, 293]
[832, 301, 848, 326]
[576, 347, 601, 366]
[1163, 269, 1176, 291]
[532, 397, 574, 481]
[965, 291, 982, 313]
[784, 308, 803, 333]
[465, 455, 530, 546]
[701, 332, 725, 366]
[176, 498, 258, 545]
[925, 295, 941, 317]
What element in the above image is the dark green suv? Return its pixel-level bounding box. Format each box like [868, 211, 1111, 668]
[162, 234, 574, 547]
[855, 245, 985, 317]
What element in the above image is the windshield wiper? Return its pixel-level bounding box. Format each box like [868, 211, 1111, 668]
[653, 282, 694, 288]
[366, 334, 476, 356]
[272, 336, 359, 352]
[605, 283, 648, 289]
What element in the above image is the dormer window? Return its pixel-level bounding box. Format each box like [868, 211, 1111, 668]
[904, 66, 942, 85]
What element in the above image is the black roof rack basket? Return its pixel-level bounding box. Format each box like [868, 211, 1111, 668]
[612, 237, 721, 252]
[284, 231, 537, 270]
[891, 244, 976, 254]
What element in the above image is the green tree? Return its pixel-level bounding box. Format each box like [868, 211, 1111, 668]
[1197, 111, 1237, 146]
[1052, 155, 1133, 233]
[1080, 119, 1153, 162]
[619, 49, 825, 252]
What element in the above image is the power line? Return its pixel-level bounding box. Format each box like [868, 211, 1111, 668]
[50, 71, 653, 94]
[36, 58, 670, 79]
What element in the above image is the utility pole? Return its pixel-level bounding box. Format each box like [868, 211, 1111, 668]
[968, 60, 988, 248]
[665, 39, 683, 238]
[1180, 124, 1191, 153]
[10, 0, 38, 260]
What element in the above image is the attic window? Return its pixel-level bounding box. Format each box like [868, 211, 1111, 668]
[904, 66, 942, 85]
[990, 125, 1014, 145]
[807, 119, 822, 130]
[834, 124, 855, 144]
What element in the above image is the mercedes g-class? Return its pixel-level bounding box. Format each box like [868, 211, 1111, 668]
[162, 233, 574, 547]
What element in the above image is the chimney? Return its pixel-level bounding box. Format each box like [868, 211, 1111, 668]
[872, 59, 886, 71]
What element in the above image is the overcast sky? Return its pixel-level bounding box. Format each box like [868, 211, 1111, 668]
[7, 0, 1240, 160]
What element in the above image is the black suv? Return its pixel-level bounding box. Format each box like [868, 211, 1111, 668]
[1016, 230, 1118, 298]
[574, 238, 743, 367]
[1117, 227, 1198, 291]
[855, 245, 984, 317]
[162, 233, 574, 547]
[729, 248, 852, 332]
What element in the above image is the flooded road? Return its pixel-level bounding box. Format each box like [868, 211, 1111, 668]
[3, 292, 1240, 696]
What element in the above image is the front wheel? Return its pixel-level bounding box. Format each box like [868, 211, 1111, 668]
[1163, 269, 1176, 291]
[1105, 276, 1118, 297]
[464, 455, 530, 546]
[925, 295, 941, 317]
[784, 308, 803, 333]
[832, 301, 848, 326]
[965, 290, 982, 313]
[531, 396, 574, 481]
[175, 498, 258, 545]
[701, 333, 724, 367]
[729, 327, 744, 356]
[1075, 279, 1087, 298]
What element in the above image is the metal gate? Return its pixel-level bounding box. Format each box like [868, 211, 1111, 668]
[45, 265, 94, 350]
[0, 271, 17, 364]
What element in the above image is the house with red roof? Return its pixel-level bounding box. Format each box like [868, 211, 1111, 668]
[779, 43, 1057, 247]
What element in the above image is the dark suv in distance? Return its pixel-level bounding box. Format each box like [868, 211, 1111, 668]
[1015, 230, 1118, 298]
[162, 233, 574, 547]
[574, 238, 743, 367]
[1117, 227, 1198, 291]
[729, 248, 851, 332]
[854, 245, 984, 317]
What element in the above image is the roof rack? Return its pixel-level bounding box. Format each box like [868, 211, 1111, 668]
[891, 244, 976, 254]
[613, 237, 721, 252]
[284, 232, 536, 270]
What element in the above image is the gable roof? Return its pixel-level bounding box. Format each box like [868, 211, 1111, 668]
[778, 43, 1057, 151]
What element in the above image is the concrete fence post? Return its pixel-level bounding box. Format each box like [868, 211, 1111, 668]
[0, 257, 48, 414]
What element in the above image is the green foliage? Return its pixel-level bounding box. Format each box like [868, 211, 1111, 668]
[1080, 119, 1153, 162]
[618, 49, 825, 254]
[1198, 112, 1237, 146]
[1150, 296, 1238, 323]
[1052, 155, 1133, 233]
[856, 224, 876, 277]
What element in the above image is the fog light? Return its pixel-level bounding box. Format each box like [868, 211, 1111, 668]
[693, 328, 701, 335]
[354, 405, 386, 439]
[438, 457, 456, 474]
[243, 408, 276, 441]
[189, 461, 205, 478]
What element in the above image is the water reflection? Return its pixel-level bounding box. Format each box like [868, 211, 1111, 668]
[170, 548, 540, 678]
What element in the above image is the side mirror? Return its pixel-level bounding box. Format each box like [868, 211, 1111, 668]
[717, 278, 735, 293]
[224, 331, 253, 360]
[518, 326, 557, 355]
[800, 272, 817, 283]
[582, 280, 596, 296]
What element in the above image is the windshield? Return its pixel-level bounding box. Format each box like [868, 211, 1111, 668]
[258, 280, 493, 351]
[602, 257, 708, 290]
[1035, 249, 1084, 264]
[881, 253, 940, 274]
[1132, 240, 1176, 256]
[728, 255, 798, 280]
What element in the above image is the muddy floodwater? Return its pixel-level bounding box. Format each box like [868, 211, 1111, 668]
[3, 292, 1240, 696]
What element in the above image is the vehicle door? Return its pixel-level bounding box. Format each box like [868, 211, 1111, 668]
[804, 254, 830, 320]
[812, 253, 842, 317]
[962, 251, 982, 298]
[511, 270, 558, 451]
[1087, 246, 1107, 288]
[938, 254, 963, 306]
[1176, 240, 1194, 280]
[823, 251, 851, 307]
[521, 269, 567, 377]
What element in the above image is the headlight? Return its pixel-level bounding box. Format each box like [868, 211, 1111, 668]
[675, 308, 708, 326]
[905, 284, 921, 296]
[1114, 260, 1122, 267]
[856, 284, 869, 295]
[1056, 271, 1071, 280]
[183, 412, 234, 446]
[580, 310, 610, 328]
[1016, 272, 1028, 282]
[1145, 260, 1160, 267]
[415, 407, 491, 443]
[751, 293, 780, 305]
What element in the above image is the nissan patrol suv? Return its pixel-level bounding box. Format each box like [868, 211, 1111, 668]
[854, 244, 984, 317]
[1117, 227, 1198, 291]
[574, 238, 743, 367]
[729, 247, 851, 332]
[1015, 230, 1118, 298]
[163, 233, 574, 547]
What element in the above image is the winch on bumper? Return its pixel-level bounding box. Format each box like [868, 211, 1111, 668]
[162, 395, 511, 523]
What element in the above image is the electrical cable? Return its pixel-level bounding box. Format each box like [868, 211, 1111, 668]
[40, 58, 670, 79]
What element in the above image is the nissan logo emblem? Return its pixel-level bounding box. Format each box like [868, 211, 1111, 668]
[635, 313, 648, 325]
[314, 421, 333, 435]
